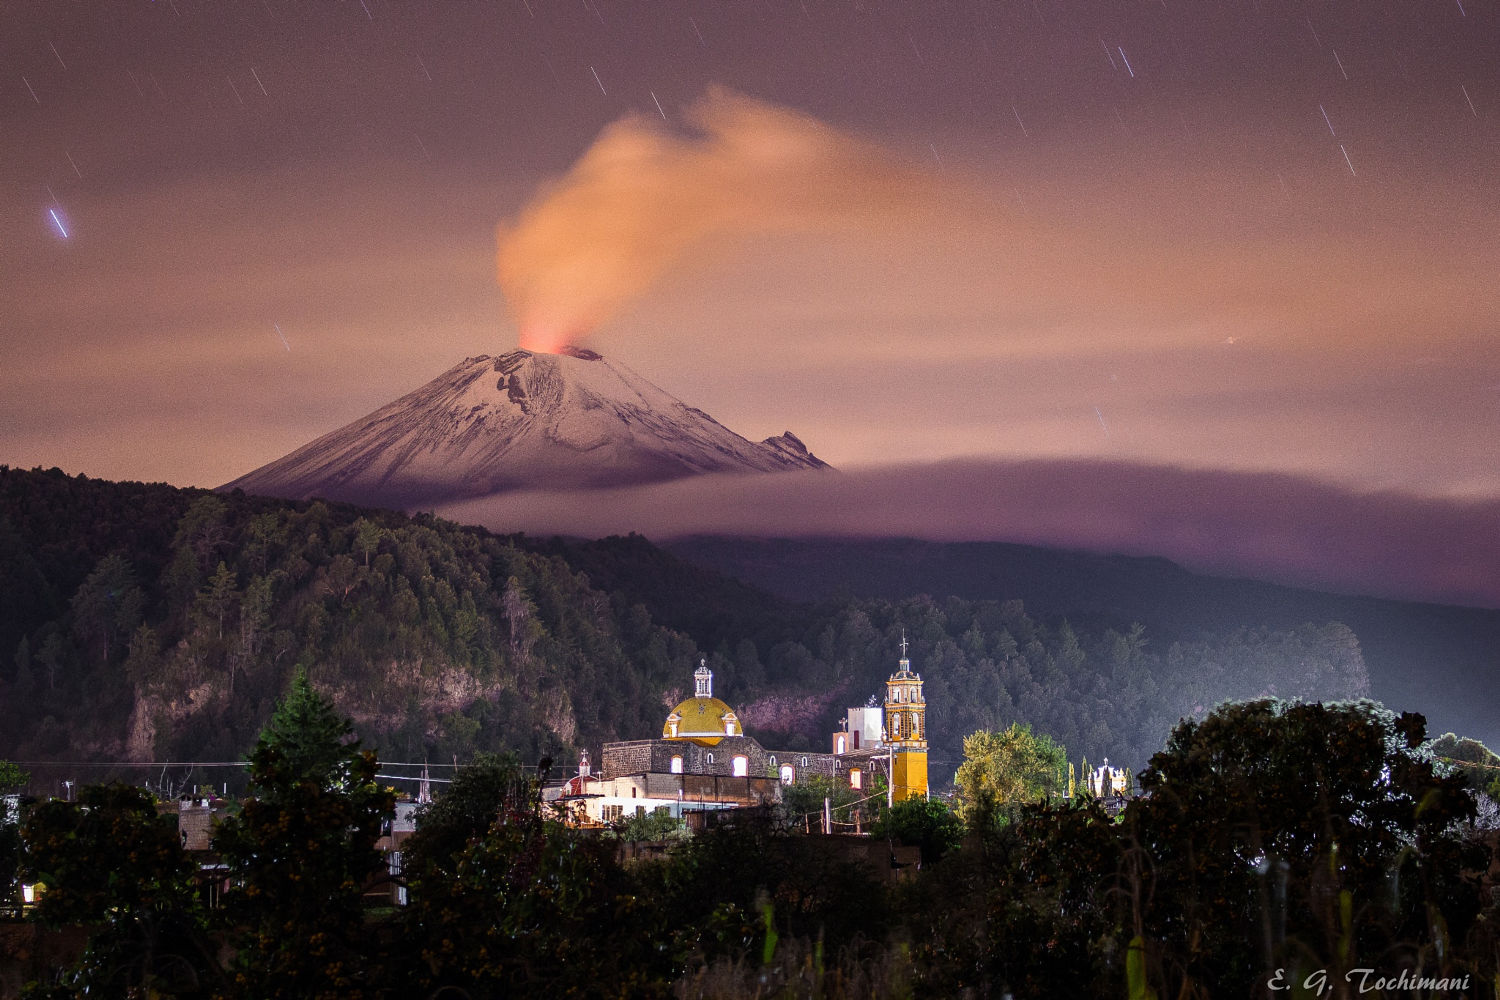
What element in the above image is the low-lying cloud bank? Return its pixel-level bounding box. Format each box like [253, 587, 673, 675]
[436, 460, 1500, 610]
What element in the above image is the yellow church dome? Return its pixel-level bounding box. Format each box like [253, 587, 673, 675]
[664, 662, 741, 744]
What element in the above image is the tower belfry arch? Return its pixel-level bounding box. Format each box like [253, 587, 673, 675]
[884, 632, 928, 801]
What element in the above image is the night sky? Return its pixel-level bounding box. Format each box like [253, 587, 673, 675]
[3, 1, 1498, 605]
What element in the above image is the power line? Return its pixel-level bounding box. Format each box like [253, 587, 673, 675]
[9, 759, 543, 771]
[9, 761, 249, 768]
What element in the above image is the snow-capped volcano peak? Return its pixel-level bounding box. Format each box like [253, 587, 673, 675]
[221, 348, 829, 509]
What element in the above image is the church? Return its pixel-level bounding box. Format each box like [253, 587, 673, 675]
[546, 645, 929, 826]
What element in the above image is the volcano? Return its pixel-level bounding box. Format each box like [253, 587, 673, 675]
[221, 347, 830, 509]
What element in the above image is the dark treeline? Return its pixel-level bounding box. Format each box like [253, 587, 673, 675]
[4, 466, 1372, 781]
[6, 691, 1498, 998]
[670, 535, 1500, 753]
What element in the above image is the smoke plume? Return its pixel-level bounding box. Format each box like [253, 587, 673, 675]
[496, 89, 942, 353]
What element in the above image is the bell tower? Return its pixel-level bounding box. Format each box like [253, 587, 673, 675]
[884, 632, 928, 802]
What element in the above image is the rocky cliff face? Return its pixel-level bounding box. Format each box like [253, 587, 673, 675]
[222, 347, 830, 509]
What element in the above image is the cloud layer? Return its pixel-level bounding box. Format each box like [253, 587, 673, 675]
[437, 459, 1500, 610]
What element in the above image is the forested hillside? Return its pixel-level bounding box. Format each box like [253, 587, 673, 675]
[669, 536, 1500, 749]
[1, 467, 700, 774]
[3, 467, 1375, 782]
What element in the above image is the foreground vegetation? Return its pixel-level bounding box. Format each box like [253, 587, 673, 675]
[4, 682, 1497, 999]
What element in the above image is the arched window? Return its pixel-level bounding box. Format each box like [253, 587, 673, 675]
[850, 768, 862, 790]
[779, 764, 795, 784]
[706, 752, 715, 765]
[800, 756, 808, 768]
[732, 756, 749, 777]
[670, 755, 683, 774]
[835, 735, 846, 754]
[768, 755, 776, 766]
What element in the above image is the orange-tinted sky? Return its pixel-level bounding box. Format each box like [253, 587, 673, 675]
[2, 1, 1497, 599]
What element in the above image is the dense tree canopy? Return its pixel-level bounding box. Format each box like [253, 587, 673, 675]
[1430, 731, 1500, 800]
[953, 722, 1067, 821]
[1, 467, 1381, 791]
[18, 784, 211, 996]
[951, 700, 1494, 998]
[871, 797, 964, 866]
[1126, 701, 1482, 994]
[6, 697, 1498, 998]
[400, 749, 533, 884]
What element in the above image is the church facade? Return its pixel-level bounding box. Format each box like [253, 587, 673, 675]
[547, 652, 930, 826]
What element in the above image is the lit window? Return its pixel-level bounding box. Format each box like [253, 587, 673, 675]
[836, 735, 846, 754]
[850, 768, 862, 790]
[732, 755, 748, 777]
[780, 764, 795, 784]
[670, 755, 683, 774]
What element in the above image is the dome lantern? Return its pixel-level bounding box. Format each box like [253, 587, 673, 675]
[694, 658, 713, 698]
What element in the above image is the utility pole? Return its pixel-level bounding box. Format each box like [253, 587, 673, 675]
[887, 742, 894, 810]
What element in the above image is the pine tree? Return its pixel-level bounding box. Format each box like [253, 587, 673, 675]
[501, 575, 534, 661]
[213, 669, 394, 999]
[353, 517, 385, 568]
[70, 552, 144, 664]
[196, 561, 238, 641]
[254, 668, 356, 788]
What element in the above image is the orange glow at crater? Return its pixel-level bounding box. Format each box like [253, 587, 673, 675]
[518, 328, 568, 354]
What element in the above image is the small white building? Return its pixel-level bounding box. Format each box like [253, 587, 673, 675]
[833, 706, 885, 755]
